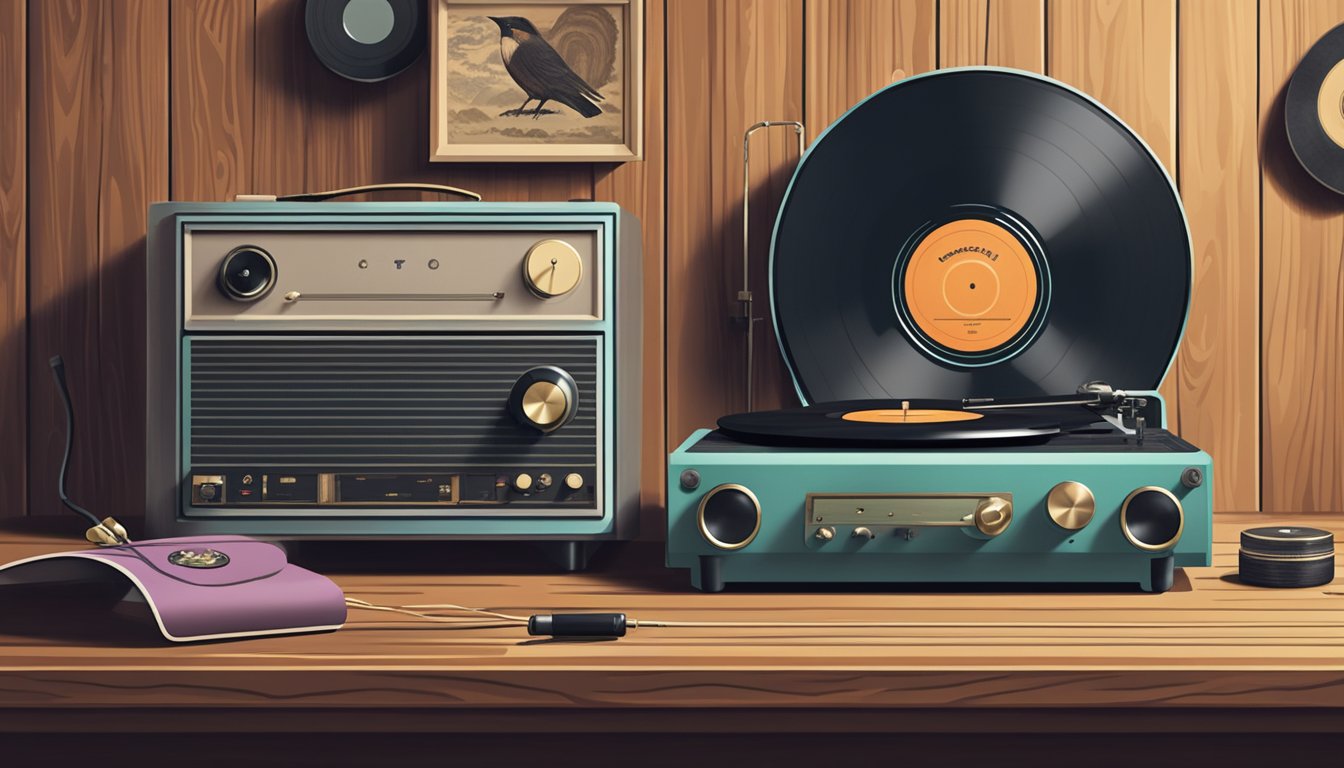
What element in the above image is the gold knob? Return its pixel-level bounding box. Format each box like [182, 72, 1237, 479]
[814, 526, 835, 542]
[513, 473, 533, 492]
[852, 526, 875, 540]
[522, 381, 571, 429]
[1047, 481, 1095, 531]
[523, 240, 583, 298]
[973, 496, 1013, 537]
[564, 472, 584, 491]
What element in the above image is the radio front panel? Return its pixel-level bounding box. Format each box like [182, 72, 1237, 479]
[182, 336, 603, 520]
[185, 226, 602, 327]
[147, 202, 642, 540]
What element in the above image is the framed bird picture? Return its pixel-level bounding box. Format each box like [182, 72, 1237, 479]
[430, 0, 644, 162]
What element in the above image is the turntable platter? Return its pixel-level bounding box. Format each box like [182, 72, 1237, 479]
[717, 399, 1072, 447]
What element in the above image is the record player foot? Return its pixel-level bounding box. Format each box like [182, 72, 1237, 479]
[698, 555, 726, 593]
[538, 541, 595, 572]
[1146, 554, 1175, 593]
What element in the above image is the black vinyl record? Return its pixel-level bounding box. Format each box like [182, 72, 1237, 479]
[1286, 23, 1344, 194]
[718, 399, 1074, 448]
[306, 0, 426, 83]
[771, 68, 1191, 404]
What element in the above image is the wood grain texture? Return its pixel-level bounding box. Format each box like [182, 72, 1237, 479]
[595, 0, 667, 536]
[1178, 0, 1260, 514]
[0, 0, 25, 519]
[27, 0, 167, 518]
[940, 0, 1045, 71]
[804, 0, 936, 132]
[0, 512, 1342, 713]
[667, 0, 803, 452]
[1260, 0, 1344, 513]
[1047, 0, 1180, 421]
[170, 0, 253, 201]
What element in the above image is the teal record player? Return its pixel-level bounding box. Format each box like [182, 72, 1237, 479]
[666, 68, 1214, 592]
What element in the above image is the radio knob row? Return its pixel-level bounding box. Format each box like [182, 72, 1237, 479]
[215, 240, 582, 302]
[513, 472, 586, 493]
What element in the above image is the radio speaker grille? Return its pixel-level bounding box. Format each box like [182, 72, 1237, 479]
[187, 337, 600, 468]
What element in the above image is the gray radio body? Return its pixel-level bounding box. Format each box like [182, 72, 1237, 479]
[146, 201, 641, 554]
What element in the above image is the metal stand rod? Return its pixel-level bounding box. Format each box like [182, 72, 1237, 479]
[740, 121, 805, 412]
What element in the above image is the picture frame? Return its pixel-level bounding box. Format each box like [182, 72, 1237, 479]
[430, 0, 644, 162]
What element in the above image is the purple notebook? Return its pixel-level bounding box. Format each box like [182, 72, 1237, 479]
[0, 536, 346, 642]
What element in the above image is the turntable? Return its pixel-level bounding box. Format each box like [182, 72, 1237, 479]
[667, 68, 1212, 593]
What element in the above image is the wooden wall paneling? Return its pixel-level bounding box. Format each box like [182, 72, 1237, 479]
[249, 0, 591, 203]
[667, 0, 803, 452]
[171, 0, 253, 201]
[939, 0, 1044, 72]
[804, 0, 937, 133]
[1177, 0, 1260, 513]
[0, 0, 25, 517]
[595, 0, 666, 534]
[28, 0, 168, 516]
[1259, 0, 1344, 513]
[1046, 0, 1179, 424]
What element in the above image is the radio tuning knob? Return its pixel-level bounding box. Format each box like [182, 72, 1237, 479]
[508, 366, 579, 433]
[851, 526, 876, 540]
[814, 526, 835, 542]
[1047, 481, 1095, 530]
[973, 496, 1013, 537]
[523, 239, 583, 298]
[513, 473, 534, 492]
[564, 473, 584, 491]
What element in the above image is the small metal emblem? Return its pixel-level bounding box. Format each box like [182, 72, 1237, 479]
[168, 549, 231, 569]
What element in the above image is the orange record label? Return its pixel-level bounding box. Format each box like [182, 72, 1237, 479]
[841, 409, 983, 424]
[903, 218, 1038, 353]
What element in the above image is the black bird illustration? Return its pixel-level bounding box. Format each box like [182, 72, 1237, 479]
[488, 16, 603, 118]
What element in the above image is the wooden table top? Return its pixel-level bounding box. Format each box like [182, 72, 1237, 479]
[2, 512, 1342, 730]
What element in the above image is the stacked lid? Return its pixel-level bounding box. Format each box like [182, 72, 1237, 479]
[1239, 527, 1335, 588]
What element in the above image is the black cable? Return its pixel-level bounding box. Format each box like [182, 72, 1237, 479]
[48, 356, 103, 531]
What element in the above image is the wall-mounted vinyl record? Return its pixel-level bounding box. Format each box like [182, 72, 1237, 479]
[770, 68, 1192, 403]
[1286, 22, 1344, 194]
[306, 0, 426, 83]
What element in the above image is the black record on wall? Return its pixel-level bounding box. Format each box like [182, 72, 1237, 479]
[770, 68, 1192, 404]
[306, 0, 426, 83]
[1286, 22, 1344, 194]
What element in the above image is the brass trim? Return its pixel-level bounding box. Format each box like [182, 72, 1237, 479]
[697, 483, 761, 551]
[217, 245, 277, 302]
[523, 239, 584, 298]
[318, 473, 337, 505]
[1239, 549, 1335, 563]
[973, 496, 1013, 537]
[1120, 486, 1185, 552]
[1242, 529, 1333, 543]
[1047, 481, 1095, 531]
[522, 380, 571, 428]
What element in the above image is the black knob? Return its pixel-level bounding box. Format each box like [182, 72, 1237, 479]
[697, 484, 761, 550]
[1121, 486, 1184, 551]
[507, 366, 578, 433]
[218, 246, 277, 302]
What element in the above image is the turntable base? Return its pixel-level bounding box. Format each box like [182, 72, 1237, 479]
[669, 419, 1212, 593]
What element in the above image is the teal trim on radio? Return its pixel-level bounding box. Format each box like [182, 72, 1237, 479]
[667, 423, 1213, 593]
[147, 201, 642, 542]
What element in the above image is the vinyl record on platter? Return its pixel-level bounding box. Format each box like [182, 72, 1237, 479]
[1286, 23, 1344, 194]
[770, 68, 1191, 404]
[717, 399, 1072, 448]
[306, 0, 426, 83]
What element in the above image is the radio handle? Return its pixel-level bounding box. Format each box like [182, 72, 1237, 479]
[235, 183, 483, 203]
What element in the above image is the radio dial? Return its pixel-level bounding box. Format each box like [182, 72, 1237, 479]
[508, 366, 579, 433]
[523, 240, 583, 298]
[973, 496, 1013, 537]
[217, 246, 277, 302]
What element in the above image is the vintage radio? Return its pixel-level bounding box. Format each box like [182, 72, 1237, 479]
[146, 196, 640, 569]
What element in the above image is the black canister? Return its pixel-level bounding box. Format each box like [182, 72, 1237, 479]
[1239, 526, 1335, 588]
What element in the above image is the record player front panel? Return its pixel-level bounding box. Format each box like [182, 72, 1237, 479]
[667, 429, 1212, 592]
